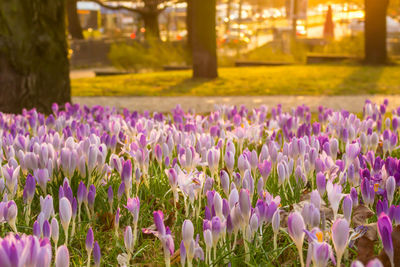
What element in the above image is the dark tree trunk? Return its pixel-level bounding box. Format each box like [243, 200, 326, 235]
[0, 0, 71, 114]
[364, 0, 389, 64]
[67, 0, 84, 39]
[191, 0, 218, 79]
[142, 11, 160, 40]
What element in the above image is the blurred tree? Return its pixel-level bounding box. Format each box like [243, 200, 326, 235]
[364, 0, 389, 64]
[0, 0, 71, 114]
[191, 0, 218, 78]
[186, 0, 193, 49]
[225, 0, 232, 33]
[91, 0, 174, 39]
[67, 0, 84, 39]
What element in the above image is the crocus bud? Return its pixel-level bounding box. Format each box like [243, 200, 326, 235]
[34, 168, 49, 194]
[330, 139, 338, 160]
[59, 197, 72, 242]
[77, 182, 87, 205]
[272, 209, 280, 234]
[33, 220, 41, 238]
[343, 195, 353, 222]
[239, 189, 251, 223]
[288, 212, 305, 265]
[250, 213, 259, 234]
[124, 226, 133, 253]
[51, 217, 59, 247]
[5, 200, 18, 232]
[277, 162, 286, 184]
[204, 229, 212, 249]
[107, 186, 113, 208]
[222, 199, 230, 219]
[213, 192, 223, 219]
[224, 151, 235, 173]
[377, 214, 394, 267]
[310, 190, 321, 209]
[366, 259, 384, 267]
[386, 176, 396, 206]
[121, 160, 132, 185]
[258, 160, 272, 182]
[350, 187, 358, 207]
[86, 227, 94, 253]
[351, 260, 364, 267]
[118, 182, 125, 201]
[220, 170, 230, 196]
[316, 172, 326, 196]
[211, 216, 222, 246]
[43, 219, 51, 239]
[24, 174, 36, 203]
[56, 245, 70, 267]
[182, 219, 194, 249]
[93, 241, 101, 267]
[313, 242, 330, 267]
[71, 198, 77, 219]
[331, 218, 349, 267]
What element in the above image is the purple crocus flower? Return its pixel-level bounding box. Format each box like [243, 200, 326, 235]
[93, 241, 101, 267]
[0, 233, 52, 267]
[51, 218, 59, 248]
[107, 186, 113, 212]
[288, 212, 305, 267]
[316, 172, 326, 196]
[125, 197, 140, 224]
[386, 176, 396, 206]
[86, 227, 94, 266]
[34, 168, 50, 195]
[225, 151, 235, 174]
[342, 195, 353, 222]
[331, 218, 349, 267]
[361, 178, 375, 207]
[59, 197, 72, 244]
[327, 181, 344, 219]
[23, 174, 36, 204]
[4, 200, 18, 233]
[272, 209, 280, 250]
[258, 160, 272, 182]
[56, 245, 69, 267]
[377, 214, 394, 267]
[33, 220, 41, 238]
[121, 160, 132, 196]
[87, 185, 96, 216]
[312, 242, 330, 267]
[143, 211, 174, 267]
[43, 220, 51, 239]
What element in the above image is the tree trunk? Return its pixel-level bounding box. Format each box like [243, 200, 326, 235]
[364, 0, 389, 64]
[142, 11, 160, 40]
[67, 0, 84, 39]
[0, 0, 71, 114]
[191, 0, 218, 79]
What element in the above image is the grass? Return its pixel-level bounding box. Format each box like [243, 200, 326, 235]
[72, 65, 400, 97]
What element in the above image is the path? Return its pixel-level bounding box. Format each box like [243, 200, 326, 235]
[72, 95, 400, 113]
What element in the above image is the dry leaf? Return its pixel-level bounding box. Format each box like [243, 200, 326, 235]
[352, 204, 374, 227]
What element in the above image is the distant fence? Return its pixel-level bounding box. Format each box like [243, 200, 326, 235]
[69, 38, 187, 69]
[70, 38, 134, 68]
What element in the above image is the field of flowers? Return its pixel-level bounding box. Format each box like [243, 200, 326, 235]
[0, 100, 399, 267]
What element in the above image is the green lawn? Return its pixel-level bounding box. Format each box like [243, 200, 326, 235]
[71, 65, 400, 96]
